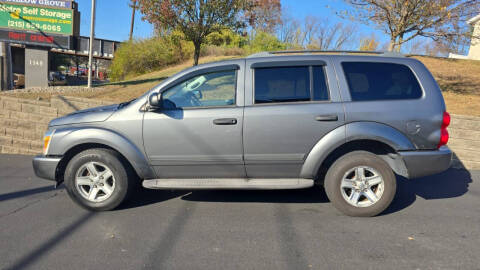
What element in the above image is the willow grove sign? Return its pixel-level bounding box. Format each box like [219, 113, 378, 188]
[0, 2, 73, 35]
[0, 0, 72, 9]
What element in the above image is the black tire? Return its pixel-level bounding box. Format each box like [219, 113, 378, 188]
[324, 151, 396, 217]
[64, 148, 135, 211]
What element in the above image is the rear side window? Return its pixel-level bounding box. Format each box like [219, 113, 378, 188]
[342, 62, 423, 101]
[254, 66, 329, 104]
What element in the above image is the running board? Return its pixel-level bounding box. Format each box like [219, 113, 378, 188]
[142, 178, 314, 190]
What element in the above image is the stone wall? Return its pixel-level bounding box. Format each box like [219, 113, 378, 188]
[0, 96, 114, 155]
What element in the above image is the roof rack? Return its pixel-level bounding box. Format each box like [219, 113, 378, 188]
[247, 50, 403, 58]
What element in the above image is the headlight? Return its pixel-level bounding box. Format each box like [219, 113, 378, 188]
[43, 129, 55, 155]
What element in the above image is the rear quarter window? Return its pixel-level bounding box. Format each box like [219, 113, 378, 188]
[342, 62, 423, 101]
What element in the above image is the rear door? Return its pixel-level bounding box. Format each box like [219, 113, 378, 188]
[243, 57, 345, 178]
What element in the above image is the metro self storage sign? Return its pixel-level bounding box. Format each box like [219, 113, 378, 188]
[0, 3, 73, 35]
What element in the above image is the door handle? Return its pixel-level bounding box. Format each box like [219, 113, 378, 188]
[315, 114, 338, 121]
[213, 118, 237, 125]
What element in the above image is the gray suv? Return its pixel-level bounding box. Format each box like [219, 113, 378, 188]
[33, 51, 452, 216]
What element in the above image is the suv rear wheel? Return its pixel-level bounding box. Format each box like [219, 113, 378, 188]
[324, 151, 396, 217]
[64, 148, 134, 211]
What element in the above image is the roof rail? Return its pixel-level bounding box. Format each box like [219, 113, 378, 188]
[247, 50, 404, 58]
[246, 52, 272, 58]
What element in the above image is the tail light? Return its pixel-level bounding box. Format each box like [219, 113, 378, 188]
[438, 112, 450, 148]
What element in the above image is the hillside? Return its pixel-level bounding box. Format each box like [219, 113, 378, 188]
[2, 55, 479, 116]
[413, 56, 480, 117]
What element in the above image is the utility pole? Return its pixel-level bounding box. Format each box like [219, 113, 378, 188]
[87, 0, 96, 88]
[0, 42, 13, 91]
[129, 0, 137, 40]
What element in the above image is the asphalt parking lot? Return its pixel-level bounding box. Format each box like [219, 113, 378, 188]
[1, 154, 479, 270]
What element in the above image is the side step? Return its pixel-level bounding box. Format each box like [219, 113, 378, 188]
[142, 178, 314, 190]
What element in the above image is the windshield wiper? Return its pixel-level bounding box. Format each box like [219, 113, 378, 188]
[118, 99, 136, 109]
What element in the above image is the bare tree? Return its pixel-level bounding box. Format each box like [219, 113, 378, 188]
[344, 0, 480, 52]
[403, 38, 424, 55]
[277, 12, 357, 50]
[277, 12, 300, 45]
[309, 21, 357, 50]
[423, 40, 452, 57]
[302, 16, 319, 46]
[359, 34, 379, 51]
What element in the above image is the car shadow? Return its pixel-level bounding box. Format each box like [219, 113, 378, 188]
[180, 186, 330, 204]
[0, 185, 62, 202]
[119, 167, 472, 214]
[382, 167, 472, 215]
[118, 188, 190, 210]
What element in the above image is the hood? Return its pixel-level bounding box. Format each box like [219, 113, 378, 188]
[49, 104, 119, 127]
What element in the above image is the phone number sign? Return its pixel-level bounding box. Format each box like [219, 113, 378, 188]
[0, 3, 73, 35]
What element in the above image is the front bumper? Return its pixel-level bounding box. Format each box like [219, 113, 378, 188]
[32, 155, 62, 181]
[399, 146, 452, 179]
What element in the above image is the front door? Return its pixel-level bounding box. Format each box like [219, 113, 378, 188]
[143, 64, 245, 178]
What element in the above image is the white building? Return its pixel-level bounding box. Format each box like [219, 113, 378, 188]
[449, 14, 480, 60]
[467, 14, 480, 60]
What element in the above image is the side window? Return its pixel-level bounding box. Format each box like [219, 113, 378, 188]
[342, 62, 423, 101]
[162, 70, 236, 109]
[254, 67, 310, 104]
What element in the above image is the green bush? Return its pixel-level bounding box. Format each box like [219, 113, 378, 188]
[110, 31, 194, 81]
[245, 31, 286, 54]
[205, 29, 248, 48]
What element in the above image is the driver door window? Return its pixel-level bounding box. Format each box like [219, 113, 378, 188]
[163, 70, 237, 109]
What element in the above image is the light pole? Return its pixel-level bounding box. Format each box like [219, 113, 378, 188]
[87, 0, 96, 88]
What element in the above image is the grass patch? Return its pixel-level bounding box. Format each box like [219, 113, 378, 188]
[413, 56, 480, 96]
[443, 92, 480, 117]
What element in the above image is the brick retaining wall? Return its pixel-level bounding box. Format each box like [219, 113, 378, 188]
[0, 96, 114, 155]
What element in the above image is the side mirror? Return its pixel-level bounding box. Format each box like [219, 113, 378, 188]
[148, 92, 162, 109]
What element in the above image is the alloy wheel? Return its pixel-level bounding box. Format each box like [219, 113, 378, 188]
[340, 166, 385, 208]
[75, 161, 116, 203]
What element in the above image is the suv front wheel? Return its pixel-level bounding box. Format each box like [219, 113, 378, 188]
[64, 148, 134, 211]
[324, 151, 396, 217]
